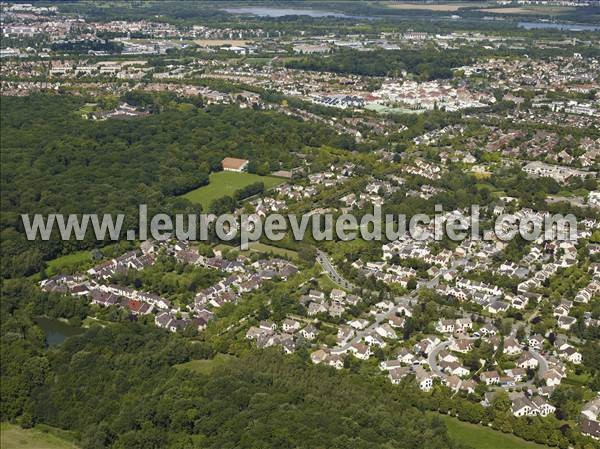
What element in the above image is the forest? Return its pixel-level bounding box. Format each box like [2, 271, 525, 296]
[285, 48, 472, 80]
[0, 93, 352, 278]
[0, 277, 461, 449]
[2, 275, 598, 449]
[284, 46, 600, 80]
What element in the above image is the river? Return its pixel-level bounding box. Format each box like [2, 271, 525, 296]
[221, 7, 364, 19]
[519, 21, 600, 32]
[222, 7, 600, 32]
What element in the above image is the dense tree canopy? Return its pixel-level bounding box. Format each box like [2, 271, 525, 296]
[285, 48, 474, 80]
[0, 93, 352, 277]
[31, 327, 459, 449]
[0, 278, 461, 449]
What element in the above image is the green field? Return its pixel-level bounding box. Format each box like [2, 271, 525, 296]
[436, 415, 551, 449]
[175, 353, 236, 375]
[181, 171, 284, 209]
[249, 242, 298, 259]
[45, 250, 92, 276]
[364, 103, 425, 115]
[214, 242, 299, 260]
[317, 273, 345, 292]
[0, 423, 79, 449]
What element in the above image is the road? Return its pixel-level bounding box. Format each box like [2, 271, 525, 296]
[318, 250, 550, 387]
[340, 310, 390, 352]
[529, 347, 549, 377]
[428, 340, 453, 378]
[316, 250, 356, 291]
[316, 250, 416, 309]
[428, 336, 549, 388]
[315, 250, 421, 353]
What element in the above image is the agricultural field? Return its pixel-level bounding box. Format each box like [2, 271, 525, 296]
[181, 171, 284, 209]
[436, 415, 552, 449]
[0, 423, 79, 449]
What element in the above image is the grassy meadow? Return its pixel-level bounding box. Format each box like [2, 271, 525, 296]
[181, 171, 284, 209]
[0, 423, 79, 449]
[436, 414, 552, 449]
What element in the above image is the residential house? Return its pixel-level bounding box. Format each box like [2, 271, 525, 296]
[310, 349, 329, 365]
[282, 319, 301, 333]
[300, 324, 318, 340]
[518, 351, 539, 370]
[581, 419, 600, 440]
[307, 302, 328, 316]
[222, 157, 249, 172]
[396, 348, 416, 365]
[528, 334, 545, 351]
[337, 325, 355, 345]
[436, 319, 455, 334]
[481, 370, 500, 385]
[389, 366, 411, 385]
[414, 366, 435, 392]
[449, 338, 473, 354]
[349, 343, 372, 360]
[504, 338, 523, 356]
[375, 323, 397, 339]
[364, 332, 386, 348]
[388, 314, 406, 329]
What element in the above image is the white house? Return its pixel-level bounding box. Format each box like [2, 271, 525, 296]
[481, 370, 500, 385]
[415, 366, 435, 392]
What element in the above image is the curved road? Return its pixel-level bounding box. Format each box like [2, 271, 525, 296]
[529, 347, 548, 377]
[316, 250, 415, 306]
[429, 337, 549, 389]
[317, 249, 550, 389]
[428, 340, 453, 378]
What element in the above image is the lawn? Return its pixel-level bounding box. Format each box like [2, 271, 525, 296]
[175, 353, 237, 375]
[181, 171, 284, 209]
[435, 414, 551, 449]
[248, 242, 298, 259]
[364, 103, 425, 115]
[317, 273, 346, 293]
[45, 250, 92, 276]
[0, 423, 79, 449]
[214, 242, 298, 260]
[563, 371, 592, 387]
[78, 103, 97, 115]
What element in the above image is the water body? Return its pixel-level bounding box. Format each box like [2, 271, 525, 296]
[35, 317, 84, 347]
[222, 7, 599, 31]
[222, 7, 361, 19]
[519, 21, 600, 32]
